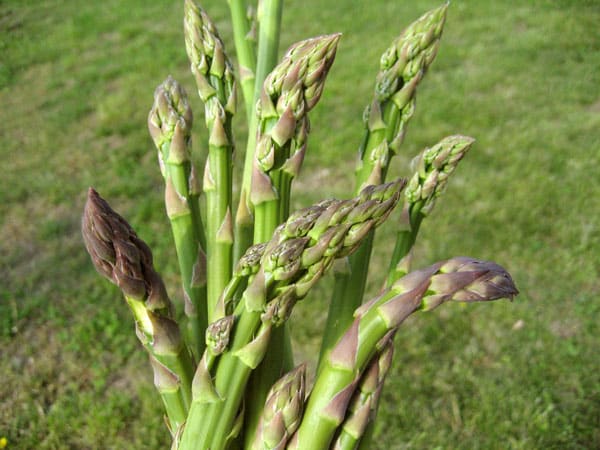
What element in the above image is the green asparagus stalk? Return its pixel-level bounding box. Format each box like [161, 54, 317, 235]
[184, 0, 236, 323]
[320, 2, 449, 366]
[235, 0, 284, 264]
[82, 188, 195, 432]
[148, 76, 207, 358]
[228, 0, 257, 119]
[178, 179, 405, 450]
[293, 257, 518, 449]
[250, 364, 306, 450]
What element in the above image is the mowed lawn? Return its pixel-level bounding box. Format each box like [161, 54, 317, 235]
[1, 0, 599, 448]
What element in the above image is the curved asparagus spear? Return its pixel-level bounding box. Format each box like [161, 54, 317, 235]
[178, 179, 405, 450]
[82, 188, 195, 432]
[294, 257, 518, 449]
[322, 3, 450, 364]
[148, 76, 207, 358]
[184, 0, 236, 323]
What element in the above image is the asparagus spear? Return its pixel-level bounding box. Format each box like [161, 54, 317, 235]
[321, 2, 449, 366]
[178, 179, 405, 450]
[244, 32, 341, 443]
[82, 188, 195, 432]
[294, 257, 518, 449]
[251, 32, 341, 241]
[184, 0, 236, 323]
[250, 364, 307, 450]
[148, 76, 207, 358]
[234, 0, 285, 264]
[387, 134, 475, 284]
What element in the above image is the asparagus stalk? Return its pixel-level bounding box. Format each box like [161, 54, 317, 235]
[178, 179, 405, 450]
[293, 257, 518, 449]
[320, 2, 449, 366]
[250, 364, 307, 450]
[184, 0, 236, 323]
[82, 188, 195, 432]
[228, 0, 257, 119]
[235, 0, 284, 264]
[243, 33, 341, 443]
[240, 31, 340, 440]
[148, 76, 207, 358]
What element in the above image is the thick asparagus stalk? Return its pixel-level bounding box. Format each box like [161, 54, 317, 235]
[250, 364, 306, 450]
[321, 2, 449, 365]
[184, 0, 236, 323]
[148, 76, 207, 358]
[178, 179, 405, 450]
[294, 256, 518, 449]
[82, 188, 195, 432]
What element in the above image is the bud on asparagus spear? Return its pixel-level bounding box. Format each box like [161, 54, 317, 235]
[148, 76, 207, 358]
[295, 257, 517, 449]
[251, 33, 341, 240]
[179, 179, 405, 450]
[251, 364, 306, 450]
[82, 188, 195, 432]
[184, 0, 236, 322]
[387, 135, 475, 284]
[358, 2, 448, 190]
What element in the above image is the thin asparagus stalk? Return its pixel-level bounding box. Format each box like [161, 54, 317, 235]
[184, 0, 236, 324]
[250, 364, 306, 450]
[320, 2, 449, 367]
[228, 0, 257, 119]
[82, 188, 195, 432]
[235, 0, 284, 264]
[293, 257, 518, 449]
[178, 179, 405, 450]
[148, 76, 207, 358]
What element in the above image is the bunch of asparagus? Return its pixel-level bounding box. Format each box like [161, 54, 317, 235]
[82, 1, 518, 449]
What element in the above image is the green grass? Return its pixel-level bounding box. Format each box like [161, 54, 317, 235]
[1, 0, 599, 448]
